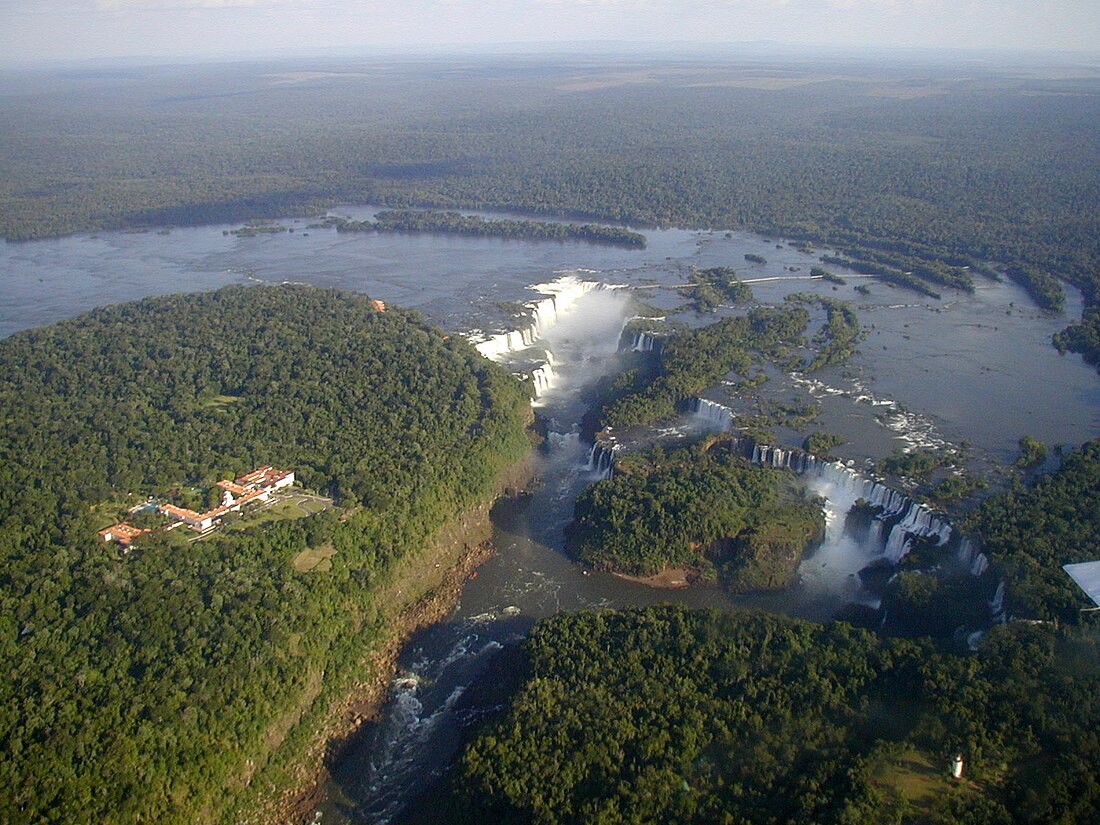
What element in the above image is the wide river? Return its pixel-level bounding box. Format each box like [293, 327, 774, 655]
[3, 207, 1099, 823]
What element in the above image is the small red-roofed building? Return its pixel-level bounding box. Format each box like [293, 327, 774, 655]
[98, 522, 149, 546]
[216, 480, 252, 497]
[234, 466, 295, 492]
[158, 503, 215, 531]
[371, 299, 386, 312]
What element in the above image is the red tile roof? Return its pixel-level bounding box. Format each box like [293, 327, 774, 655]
[216, 480, 252, 496]
[98, 522, 149, 544]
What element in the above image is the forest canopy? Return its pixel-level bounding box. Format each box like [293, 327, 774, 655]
[448, 606, 1100, 825]
[332, 209, 647, 247]
[0, 285, 531, 824]
[964, 439, 1100, 623]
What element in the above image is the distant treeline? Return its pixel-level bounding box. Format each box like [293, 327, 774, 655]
[3, 58, 1098, 332]
[332, 209, 647, 247]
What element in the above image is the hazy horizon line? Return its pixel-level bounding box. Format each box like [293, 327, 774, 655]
[4, 39, 1100, 73]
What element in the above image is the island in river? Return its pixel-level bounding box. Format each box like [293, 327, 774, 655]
[567, 443, 824, 593]
[331, 209, 648, 248]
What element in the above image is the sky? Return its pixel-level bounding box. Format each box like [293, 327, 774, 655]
[2, 0, 1099, 65]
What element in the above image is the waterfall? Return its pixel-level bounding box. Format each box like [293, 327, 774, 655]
[740, 434, 1012, 627]
[957, 538, 990, 577]
[989, 581, 1007, 623]
[622, 330, 663, 353]
[744, 438, 952, 564]
[530, 353, 557, 400]
[586, 442, 617, 479]
[692, 397, 734, 431]
[472, 275, 600, 361]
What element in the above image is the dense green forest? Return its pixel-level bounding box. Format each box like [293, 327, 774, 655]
[0, 285, 532, 823]
[332, 209, 647, 247]
[448, 606, 1100, 824]
[567, 445, 822, 590]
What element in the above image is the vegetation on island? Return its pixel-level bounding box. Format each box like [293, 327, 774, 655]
[598, 295, 860, 432]
[566, 445, 823, 591]
[819, 254, 943, 299]
[835, 247, 978, 294]
[599, 307, 809, 430]
[1014, 435, 1048, 469]
[0, 285, 532, 824]
[332, 209, 647, 247]
[685, 266, 753, 312]
[922, 472, 987, 508]
[812, 267, 846, 285]
[1054, 306, 1100, 372]
[786, 293, 864, 371]
[447, 606, 1100, 825]
[804, 431, 846, 458]
[226, 220, 291, 237]
[1003, 265, 1066, 313]
[877, 448, 956, 482]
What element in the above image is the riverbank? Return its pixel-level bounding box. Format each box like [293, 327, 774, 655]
[611, 567, 695, 589]
[246, 454, 537, 825]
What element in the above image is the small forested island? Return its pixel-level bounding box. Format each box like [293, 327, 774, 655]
[786, 293, 864, 371]
[1054, 306, 1100, 373]
[685, 266, 754, 312]
[567, 444, 823, 591]
[0, 285, 532, 824]
[331, 209, 647, 248]
[597, 296, 861, 431]
[599, 306, 809, 429]
[445, 606, 1100, 824]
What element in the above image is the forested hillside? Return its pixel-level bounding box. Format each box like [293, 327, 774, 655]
[449, 606, 1100, 825]
[0, 285, 531, 823]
